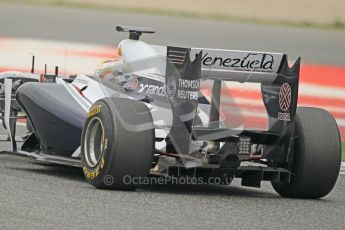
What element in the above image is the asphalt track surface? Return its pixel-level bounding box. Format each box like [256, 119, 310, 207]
[0, 125, 345, 230]
[0, 4, 345, 230]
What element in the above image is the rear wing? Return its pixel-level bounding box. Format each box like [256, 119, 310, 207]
[192, 48, 284, 83]
[165, 46, 300, 163]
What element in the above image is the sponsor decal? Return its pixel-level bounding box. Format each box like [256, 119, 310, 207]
[83, 156, 105, 180]
[201, 52, 274, 72]
[88, 105, 101, 118]
[139, 83, 166, 97]
[176, 79, 199, 100]
[278, 112, 291, 121]
[279, 83, 291, 111]
[137, 79, 199, 101]
[278, 83, 292, 121]
[166, 79, 177, 98]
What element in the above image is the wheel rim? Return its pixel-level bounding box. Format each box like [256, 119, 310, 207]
[84, 116, 106, 168]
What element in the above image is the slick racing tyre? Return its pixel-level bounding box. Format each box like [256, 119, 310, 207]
[81, 97, 154, 190]
[272, 107, 341, 199]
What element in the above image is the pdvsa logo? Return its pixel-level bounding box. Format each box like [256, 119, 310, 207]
[279, 83, 291, 111]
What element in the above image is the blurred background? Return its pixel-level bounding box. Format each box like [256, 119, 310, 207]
[0, 0, 344, 158]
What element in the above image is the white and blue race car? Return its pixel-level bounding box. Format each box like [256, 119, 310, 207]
[0, 26, 341, 198]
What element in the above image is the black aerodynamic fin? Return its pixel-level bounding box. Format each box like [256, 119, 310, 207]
[261, 56, 301, 162]
[165, 46, 202, 154]
[262, 55, 300, 124]
[116, 25, 155, 40]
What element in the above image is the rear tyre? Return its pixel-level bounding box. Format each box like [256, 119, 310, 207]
[272, 107, 341, 198]
[81, 97, 154, 190]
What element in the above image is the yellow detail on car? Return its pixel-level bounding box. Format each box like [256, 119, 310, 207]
[83, 156, 105, 179]
[88, 105, 101, 118]
[101, 156, 105, 169]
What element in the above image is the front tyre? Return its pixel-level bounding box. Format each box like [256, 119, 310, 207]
[272, 107, 341, 199]
[81, 97, 154, 190]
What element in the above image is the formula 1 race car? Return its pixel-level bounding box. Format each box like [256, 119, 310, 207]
[0, 26, 341, 198]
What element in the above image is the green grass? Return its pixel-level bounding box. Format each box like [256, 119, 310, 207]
[342, 143, 345, 162]
[332, 20, 345, 29]
[1, 0, 345, 31]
